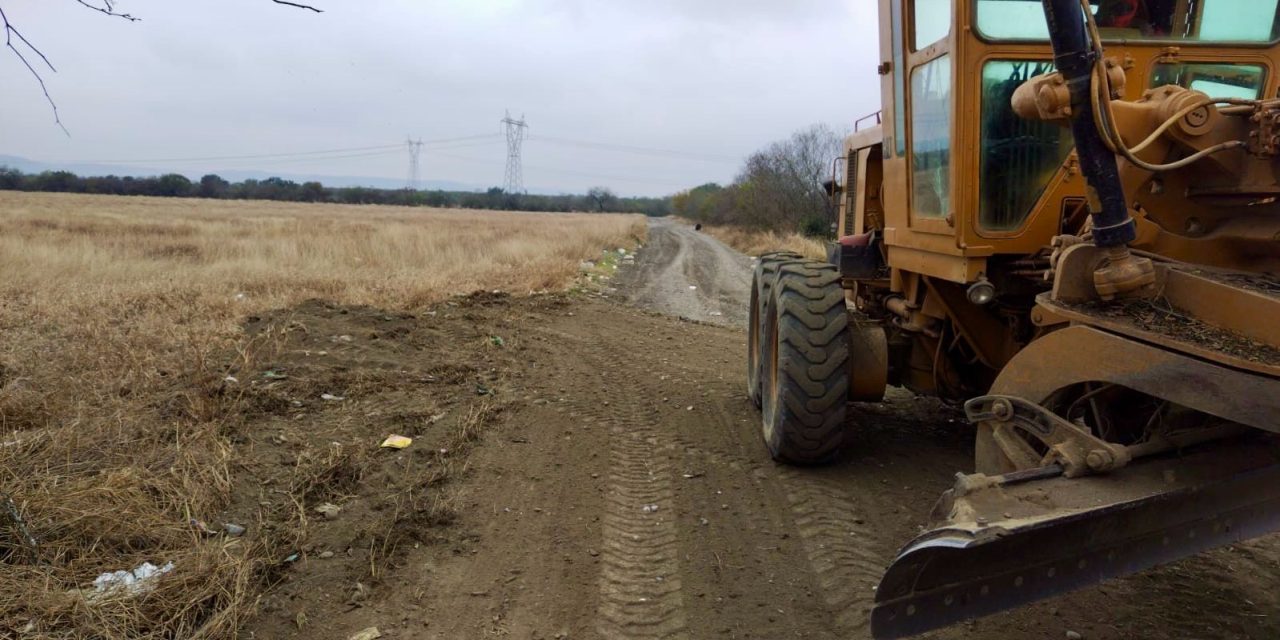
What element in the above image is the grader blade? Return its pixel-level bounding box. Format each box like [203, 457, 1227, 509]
[870, 443, 1280, 640]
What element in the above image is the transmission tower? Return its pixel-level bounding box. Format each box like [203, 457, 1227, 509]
[500, 111, 529, 194]
[405, 137, 424, 190]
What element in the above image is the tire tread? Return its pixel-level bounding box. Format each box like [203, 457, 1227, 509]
[761, 261, 852, 464]
[746, 252, 805, 406]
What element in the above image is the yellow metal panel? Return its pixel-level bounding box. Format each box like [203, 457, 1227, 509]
[847, 126, 883, 150]
[888, 245, 986, 283]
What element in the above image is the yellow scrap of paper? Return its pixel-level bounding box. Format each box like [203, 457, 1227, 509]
[380, 435, 412, 449]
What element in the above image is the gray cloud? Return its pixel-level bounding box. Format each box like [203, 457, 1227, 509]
[1, 0, 880, 196]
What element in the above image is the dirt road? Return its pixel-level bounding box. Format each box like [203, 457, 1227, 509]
[617, 217, 754, 327]
[247, 219, 1280, 640]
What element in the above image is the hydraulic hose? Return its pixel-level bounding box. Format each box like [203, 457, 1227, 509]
[1039, 0, 1135, 247]
[1078, 0, 1252, 172]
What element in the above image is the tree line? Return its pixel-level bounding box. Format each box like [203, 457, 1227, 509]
[672, 124, 842, 236]
[0, 166, 672, 216]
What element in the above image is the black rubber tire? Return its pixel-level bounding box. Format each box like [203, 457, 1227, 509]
[746, 252, 804, 407]
[759, 261, 851, 465]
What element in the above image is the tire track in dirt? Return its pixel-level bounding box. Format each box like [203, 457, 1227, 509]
[660, 389, 921, 634]
[596, 420, 688, 639]
[776, 470, 893, 632]
[663, 397, 892, 635]
[537, 328, 690, 639]
[617, 222, 890, 636]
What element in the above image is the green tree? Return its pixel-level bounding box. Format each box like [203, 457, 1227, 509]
[34, 170, 80, 193]
[155, 173, 193, 197]
[199, 174, 230, 198]
[0, 166, 22, 190]
[300, 181, 328, 202]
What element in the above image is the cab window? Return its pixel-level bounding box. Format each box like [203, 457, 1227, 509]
[975, 0, 1280, 44]
[910, 55, 951, 219]
[892, 0, 908, 156]
[1151, 62, 1267, 99]
[913, 0, 951, 49]
[978, 60, 1074, 231]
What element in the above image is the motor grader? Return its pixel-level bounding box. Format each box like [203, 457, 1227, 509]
[746, 0, 1280, 636]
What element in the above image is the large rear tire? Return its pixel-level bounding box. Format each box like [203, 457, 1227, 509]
[746, 252, 803, 407]
[760, 261, 851, 464]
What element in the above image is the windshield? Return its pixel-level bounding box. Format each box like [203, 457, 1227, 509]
[976, 0, 1280, 44]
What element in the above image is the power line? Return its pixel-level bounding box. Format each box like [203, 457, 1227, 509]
[424, 139, 506, 152]
[528, 134, 739, 164]
[204, 148, 405, 168]
[501, 110, 529, 194]
[524, 162, 692, 188]
[431, 150, 691, 189]
[92, 144, 405, 165]
[420, 133, 503, 146]
[67, 129, 727, 191]
[84, 135, 503, 166]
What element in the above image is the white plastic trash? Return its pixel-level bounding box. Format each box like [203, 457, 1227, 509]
[90, 561, 174, 598]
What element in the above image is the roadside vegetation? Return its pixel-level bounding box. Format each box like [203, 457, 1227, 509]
[0, 191, 644, 637]
[672, 125, 842, 237]
[695, 223, 828, 260]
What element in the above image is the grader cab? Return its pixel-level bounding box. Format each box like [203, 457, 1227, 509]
[746, 0, 1280, 637]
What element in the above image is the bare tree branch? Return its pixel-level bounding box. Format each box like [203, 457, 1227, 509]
[0, 6, 68, 135]
[0, 0, 322, 132]
[72, 0, 139, 22]
[271, 0, 323, 12]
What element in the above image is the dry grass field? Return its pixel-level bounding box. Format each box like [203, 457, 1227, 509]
[0, 191, 644, 637]
[694, 222, 828, 260]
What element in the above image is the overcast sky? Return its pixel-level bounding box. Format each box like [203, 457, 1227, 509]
[1, 1, 880, 196]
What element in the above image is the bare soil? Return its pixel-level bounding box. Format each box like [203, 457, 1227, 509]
[235, 219, 1280, 639]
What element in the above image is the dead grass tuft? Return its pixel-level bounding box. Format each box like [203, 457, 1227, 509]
[290, 445, 367, 506]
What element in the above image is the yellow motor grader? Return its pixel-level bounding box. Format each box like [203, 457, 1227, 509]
[746, 0, 1280, 636]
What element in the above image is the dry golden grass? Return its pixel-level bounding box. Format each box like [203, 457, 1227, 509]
[0, 191, 644, 638]
[2, 192, 645, 309]
[695, 223, 828, 260]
